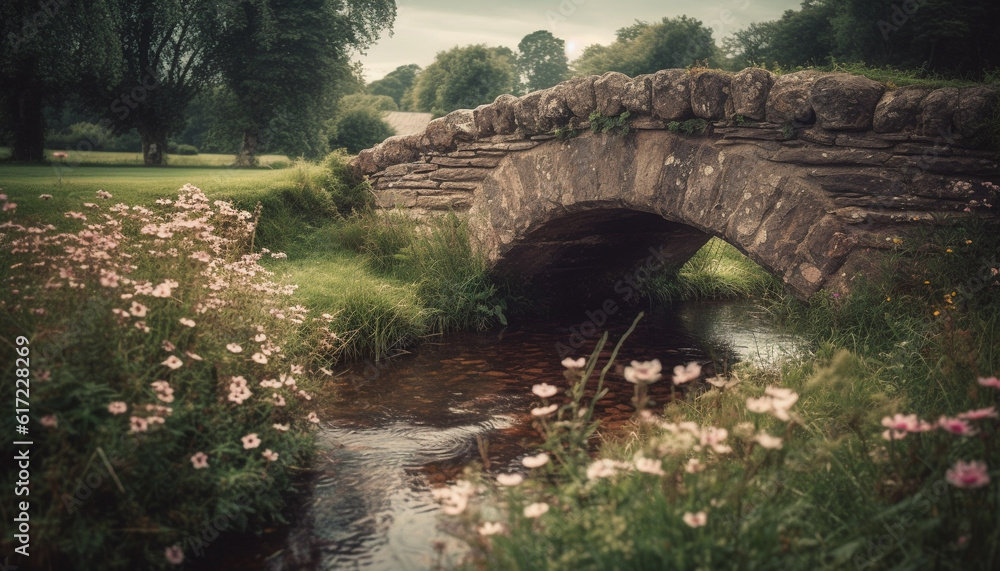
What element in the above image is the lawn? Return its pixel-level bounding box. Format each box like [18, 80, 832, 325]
[0, 146, 289, 167]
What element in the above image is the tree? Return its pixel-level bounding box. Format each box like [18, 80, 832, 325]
[368, 63, 420, 108]
[571, 16, 717, 77]
[0, 0, 119, 162]
[408, 45, 517, 116]
[214, 0, 395, 166]
[721, 21, 778, 69]
[329, 108, 394, 153]
[517, 30, 568, 93]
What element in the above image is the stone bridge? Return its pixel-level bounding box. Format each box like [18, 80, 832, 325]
[351, 68, 1000, 298]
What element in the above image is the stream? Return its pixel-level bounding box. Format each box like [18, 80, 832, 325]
[257, 300, 803, 570]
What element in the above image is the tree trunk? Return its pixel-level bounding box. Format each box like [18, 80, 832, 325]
[141, 129, 167, 166]
[234, 129, 259, 167]
[11, 86, 45, 162]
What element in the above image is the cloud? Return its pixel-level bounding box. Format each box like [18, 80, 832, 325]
[359, 0, 801, 81]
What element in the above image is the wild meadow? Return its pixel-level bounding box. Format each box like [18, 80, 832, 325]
[1, 150, 998, 570]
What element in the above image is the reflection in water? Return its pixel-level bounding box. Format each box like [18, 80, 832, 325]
[268, 302, 801, 570]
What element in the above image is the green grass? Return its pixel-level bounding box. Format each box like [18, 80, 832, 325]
[643, 237, 781, 302]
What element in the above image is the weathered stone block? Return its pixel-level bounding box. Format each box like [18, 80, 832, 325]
[730, 68, 774, 121]
[514, 91, 546, 134]
[594, 71, 630, 117]
[622, 74, 653, 114]
[955, 86, 1000, 144]
[920, 88, 958, 137]
[555, 75, 598, 119]
[811, 74, 884, 131]
[690, 70, 731, 120]
[651, 69, 693, 121]
[873, 87, 929, 133]
[766, 70, 822, 124]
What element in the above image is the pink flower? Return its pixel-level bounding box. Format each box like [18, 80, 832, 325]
[532, 383, 558, 399]
[129, 301, 148, 317]
[273, 423, 290, 432]
[635, 456, 666, 476]
[978, 376, 1000, 389]
[52, 152, 68, 159]
[272, 393, 286, 406]
[958, 406, 998, 420]
[108, 401, 128, 415]
[938, 416, 978, 436]
[165, 544, 184, 565]
[252, 352, 268, 364]
[161, 356, 183, 370]
[179, 318, 196, 327]
[624, 359, 663, 384]
[683, 511, 708, 528]
[522, 453, 550, 468]
[226, 343, 243, 353]
[307, 412, 320, 424]
[946, 460, 990, 489]
[561, 357, 586, 369]
[531, 404, 558, 417]
[754, 432, 783, 449]
[523, 502, 549, 518]
[41, 414, 58, 428]
[130, 416, 149, 433]
[672, 362, 701, 385]
[478, 522, 504, 536]
[496, 473, 524, 486]
[241, 433, 261, 449]
[39, 193, 53, 200]
[262, 449, 279, 462]
[190, 452, 208, 469]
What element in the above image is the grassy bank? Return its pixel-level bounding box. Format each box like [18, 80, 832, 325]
[438, 223, 1000, 570]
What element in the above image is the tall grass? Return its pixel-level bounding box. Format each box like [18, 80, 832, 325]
[643, 237, 781, 302]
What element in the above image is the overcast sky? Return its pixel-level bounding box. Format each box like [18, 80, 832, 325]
[356, 0, 802, 82]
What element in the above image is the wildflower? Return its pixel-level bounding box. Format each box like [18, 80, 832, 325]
[522, 453, 550, 468]
[587, 458, 629, 480]
[39, 194, 53, 200]
[161, 355, 183, 370]
[754, 433, 783, 449]
[129, 301, 148, 317]
[307, 412, 320, 424]
[958, 407, 998, 420]
[130, 416, 149, 433]
[531, 404, 558, 417]
[978, 376, 1000, 389]
[179, 318, 196, 327]
[226, 343, 243, 353]
[561, 357, 586, 369]
[685, 458, 705, 473]
[165, 544, 184, 565]
[938, 416, 978, 436]
[161, 340, 176, 352]
[262, 449, 279, 462]
[290, 364, 304, 375]
[272, 394, 286, 406]
[241, 433, 261, 449]
[273, 423, 290, 432]
[496, 473, 524, 486]
[672, 361, 701, 385]
[635, 456, 666, 476]
[706, 376, 737, 389]
[523, 502, 549, 519]
[532, 383, 558, 399]
[41, 414, 58, 428]
[252, 352, 268, 364]
[108, 401, 128, 415]
[281, 373, 296, 386]
[746, 386, 798, 421]
[478, 522, 504, 536]
[945, 460, 990, 489]
[433, 481, 474, 515]
[96, 190, 112, 200]
[185, 351, 202, 361]
[624, 359, 663, 384]
[683, 511, 708, 528]
[190, 452, 208, 469]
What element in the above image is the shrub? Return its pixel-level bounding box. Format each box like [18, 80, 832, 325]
[168, 143, 199, 155]
[320, 149, 374, 217]
[329, 108, 395, 154]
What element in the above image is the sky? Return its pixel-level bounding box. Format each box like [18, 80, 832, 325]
[356, 0, 803, 82]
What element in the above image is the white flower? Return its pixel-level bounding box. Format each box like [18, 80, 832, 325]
[672, 362, 701, 385]
[685, 458, 705, 473]
[478, 522, 504, 536]
[561, 357, 586, 369]
[496, 473, 524, 486]
[634, 456, 666, 476]
[522, 453, 550, 468]
[523, 502, 549, 518]
[532, 383, 558, 399]
[624, 359, 663, 384]
[683, 511, 707, 527]
[531, 404, 558, 417]
[754, 432, 784, 449]
[226, 343, 243, 353]
[586, 458, 630, 480]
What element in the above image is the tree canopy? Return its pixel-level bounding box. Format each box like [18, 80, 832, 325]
[571, 16, 718, 77]
[368, 63, 420, 108]
[517, 30, 569, 93]
[408, 45, 517, 116]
